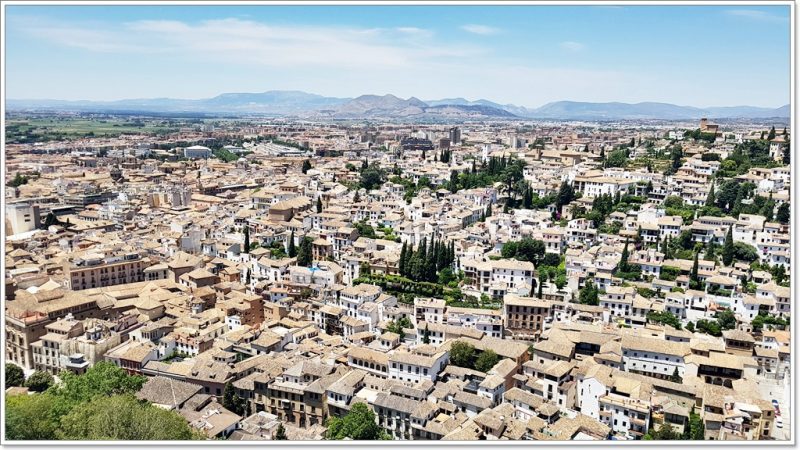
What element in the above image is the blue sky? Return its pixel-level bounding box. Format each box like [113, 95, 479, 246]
[4, 4, 792, 107]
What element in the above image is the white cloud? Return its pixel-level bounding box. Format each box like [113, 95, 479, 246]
[460, 24, 500, 35]
[725, 9, 788, 23]
[395, 27, 431, 36]
[19, 17, 476, 70]
[560, 41, 585, 52]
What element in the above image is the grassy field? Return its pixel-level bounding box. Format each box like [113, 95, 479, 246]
[5, 117, 181, 144]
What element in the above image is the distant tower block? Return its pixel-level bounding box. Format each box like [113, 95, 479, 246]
[700, 118, 708, 131]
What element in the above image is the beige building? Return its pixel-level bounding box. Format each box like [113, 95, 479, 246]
[503, 295, 552, 340]
[65, 252, 152, 291]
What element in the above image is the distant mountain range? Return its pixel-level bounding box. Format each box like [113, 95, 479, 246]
[526, 101, 790, 120]
[6, 91, 790, 120]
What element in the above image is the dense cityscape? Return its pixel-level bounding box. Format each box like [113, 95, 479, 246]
[2, 1, 794, 444]
[3, 110, 791, 441]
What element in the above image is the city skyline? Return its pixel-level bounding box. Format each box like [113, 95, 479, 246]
[5, 4, 792, 107]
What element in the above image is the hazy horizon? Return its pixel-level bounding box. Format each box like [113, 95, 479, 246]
[5, 4, 792, 108]
[5, 90, 791, 110]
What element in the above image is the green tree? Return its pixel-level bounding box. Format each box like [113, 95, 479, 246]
[302, 159, 312, 174]
[537, 272, 546, 299]
[644, 424, 682, 440]
[25, 370, 54, 392]
[686, 412, 705, 440]
[275, 423, 288, 440]
[359, 164, 385, 191]
[422, 324, 431, 344]
[705, 184, 715, 207]
[5, 363, 24, 388]
[297, 236, 313, 267]
[449, 170, 459, 193]
[43, 212, 60, 228]
[555, 273, 567, 290]
[647, 311, 682, 330]
[354, 221, 377, 239]
[449, 341, 476, 369]
[776, 202, 790, 224]
[399, 242, 408, 277]
[325, 403, 389, 440]
[243, 226, 250, 254]
[578, 280, 599, 306]
[386, 317, 412, 339]
[222, 381, 245, 416]
[555, 181, 575, 213]
[722, 226, 734, 266]
[288, 231, 297, 258]
[58, 394, 198, 440]
[689, 251, 701, 290]
[316, 196, 323, 213]
[669, 367, 683, 383]
[768, 126, 776, 140]
[5, 393, 60, 440]
[52, 361, 146, 403]
[733, 242, 759, 263]
[618, 239, 630, 273]
[7, 173, 29, 188]
[474, 350, 500, 373]
[716, 309, 737, 330]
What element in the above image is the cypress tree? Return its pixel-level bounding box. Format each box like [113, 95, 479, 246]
[538, 272, 546, 299]
[223, 382, 237, 413]
[722, 225, 734, 266]
[288, 230, 297, 257]
[731, 188, 745, 216]
[243, 226, 250, 254]
[619, 239, 630, 273]
[449, 170, 459, 193]
[275, 424, 287, 440]
[762, 193, 775, 221]
[705, 183, 715, 207]
[399, 242, 408, 277]
[776, 202, 790, 224]
[405, 245, 415, 279]
[690, 251, 700, 289]
[426, 237, 437, 281]
[416, 238, 427, 281]
[316, 196, 323, 213]
[768, 126, 776, 140]
[297, 237, 313, 267]
[436, 240, 446, 271]
[523, 187, 533, 209]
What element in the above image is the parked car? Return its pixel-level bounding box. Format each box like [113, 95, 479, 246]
[776, 417, 783, 429]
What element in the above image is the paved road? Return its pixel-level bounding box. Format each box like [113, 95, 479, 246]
[755, 374, 790, 441]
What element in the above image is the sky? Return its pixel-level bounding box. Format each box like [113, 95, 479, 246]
[4, 4, 792, 108]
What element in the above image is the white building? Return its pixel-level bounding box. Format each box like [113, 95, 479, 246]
[6, 202, 41, 235]
[184, 145, 212, 159]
